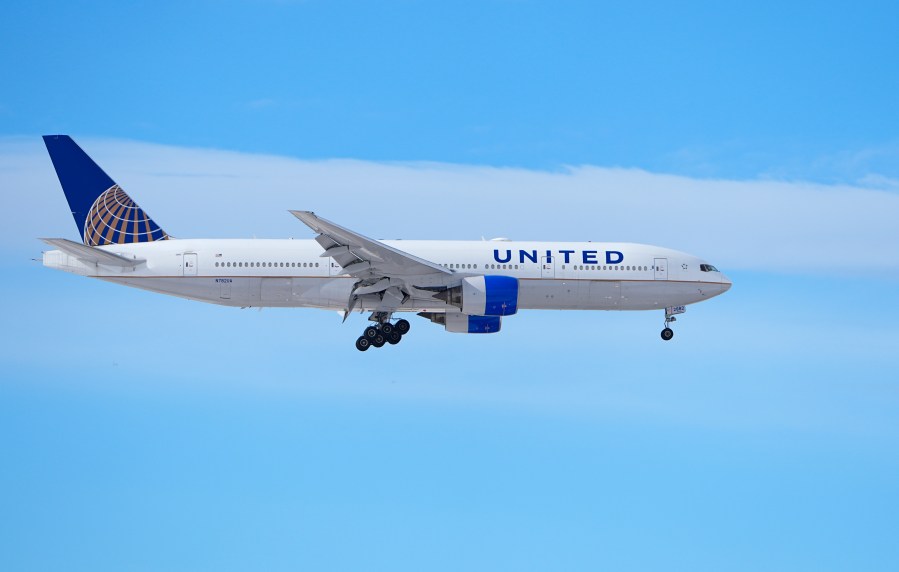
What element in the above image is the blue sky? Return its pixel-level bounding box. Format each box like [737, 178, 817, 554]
[2, 2, 899, 570]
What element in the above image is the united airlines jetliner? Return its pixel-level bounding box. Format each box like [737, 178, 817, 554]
[41, 135, 732, 351]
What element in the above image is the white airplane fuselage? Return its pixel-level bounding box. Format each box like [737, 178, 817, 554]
[44, 238, 731, 313]
[40, 134, 732, 346]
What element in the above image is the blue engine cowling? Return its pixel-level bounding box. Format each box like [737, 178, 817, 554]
[434, 275, 519, 316]
[418, 312, 502, 334]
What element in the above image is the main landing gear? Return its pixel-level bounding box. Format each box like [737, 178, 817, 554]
[355, 318, 411, 351]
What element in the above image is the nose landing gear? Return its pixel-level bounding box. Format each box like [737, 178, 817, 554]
[660, 306, 685, 341]
[355, 316, 411, 351]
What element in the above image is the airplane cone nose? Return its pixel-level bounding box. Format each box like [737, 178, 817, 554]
[720, 274, 732, 290]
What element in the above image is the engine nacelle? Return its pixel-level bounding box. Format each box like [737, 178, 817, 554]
[434, 275, 519, 316]
[418, 312, 502, 334]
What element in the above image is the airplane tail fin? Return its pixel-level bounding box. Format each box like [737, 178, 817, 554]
[43, 135, 170, 246]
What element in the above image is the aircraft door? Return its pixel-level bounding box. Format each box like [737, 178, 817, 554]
[183, 253, 198, 276]
[654, 258, 668, 280]
[540, 256, 554, 278]
[328, 260, 342, 276]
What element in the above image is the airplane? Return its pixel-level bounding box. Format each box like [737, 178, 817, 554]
[40, 135, 732, 351]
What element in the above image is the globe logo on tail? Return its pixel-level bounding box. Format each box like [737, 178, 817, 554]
[83, 185, 169, 246]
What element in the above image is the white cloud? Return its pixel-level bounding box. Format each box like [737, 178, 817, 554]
[3, 136, 898, 276]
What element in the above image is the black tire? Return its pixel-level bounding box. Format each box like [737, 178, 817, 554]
[387, 331, 402, 345]
[380, 323, 394, 335]
[372, 334, 386, 348]
[395, 319, 411, 335]
[355, 336, 371, 351]
[661, 328, 674, 341]
[364, 326, 379, 339]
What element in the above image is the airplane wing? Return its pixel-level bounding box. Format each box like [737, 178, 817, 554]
[41, 238, 145, 268]
[290, 211, 451, 278]
[289, 210, 452, 315]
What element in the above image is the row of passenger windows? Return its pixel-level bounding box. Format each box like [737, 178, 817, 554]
[443, 263, 650, 272]
[213, 260, 650, 272]
[562, 265, 650, 271]
[443, 263, 525, 270]
[215, 261, 319, 268]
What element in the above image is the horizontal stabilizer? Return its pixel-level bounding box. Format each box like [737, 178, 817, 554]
[41, 238, 145, 268]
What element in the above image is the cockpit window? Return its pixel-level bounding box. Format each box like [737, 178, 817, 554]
[700, 264, 719, 272]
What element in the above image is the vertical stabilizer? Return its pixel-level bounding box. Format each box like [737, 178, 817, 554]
[43, 135, 169, 245]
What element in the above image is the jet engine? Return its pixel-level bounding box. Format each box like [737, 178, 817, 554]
[432, 275, 519, 316]
[418, 312, 502, 334]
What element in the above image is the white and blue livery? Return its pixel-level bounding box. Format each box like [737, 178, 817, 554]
[41, 135, 732, 350]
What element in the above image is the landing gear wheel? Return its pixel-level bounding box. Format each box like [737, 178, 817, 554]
[364, 326, 379, 339]
[355, 336, 371, 351]
[387, 331, 402, 345]
[395, 319, 411, 335]
[661, 328, 674, 341]
[371, 334, 386, 348]
[380, 323, 394, 335]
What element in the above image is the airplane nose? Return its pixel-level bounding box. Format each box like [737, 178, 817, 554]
[720, 274, 732, 290]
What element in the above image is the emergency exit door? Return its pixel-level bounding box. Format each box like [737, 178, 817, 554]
[540, 256, 555, 278]
[653, 258, 668, 280]
[183, 253, 198, 276]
